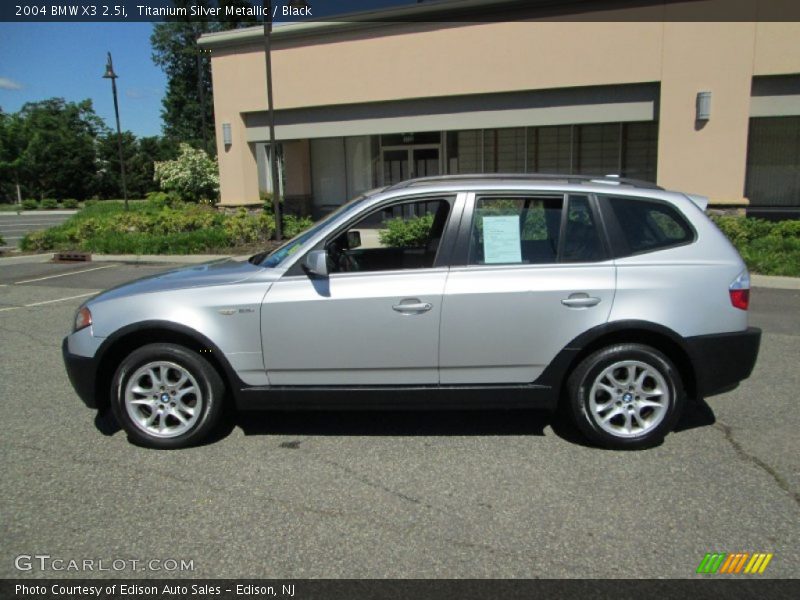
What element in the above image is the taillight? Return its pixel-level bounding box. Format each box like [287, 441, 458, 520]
[729, 270, 750, 311]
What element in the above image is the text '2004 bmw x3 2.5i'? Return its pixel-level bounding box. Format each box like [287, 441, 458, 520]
[63, 174, 761, 450]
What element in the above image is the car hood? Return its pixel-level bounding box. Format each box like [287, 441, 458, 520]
[89, 259, 273, 304]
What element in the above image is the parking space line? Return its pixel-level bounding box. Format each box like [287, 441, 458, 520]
[0, 291, 98, 312]
[13, 264, 117, 285]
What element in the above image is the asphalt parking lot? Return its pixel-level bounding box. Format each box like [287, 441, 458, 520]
[0, 258, 798, 579]
[0, 212, 75, 250]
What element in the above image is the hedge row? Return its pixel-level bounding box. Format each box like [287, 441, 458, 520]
[710, 216, 800, 277]
[19, 194, 315, 255]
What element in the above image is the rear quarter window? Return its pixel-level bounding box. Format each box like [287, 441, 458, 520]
[603, 196, 695, 256]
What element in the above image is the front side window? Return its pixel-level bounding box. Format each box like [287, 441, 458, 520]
[326, 198, 451, 273]
[605, 196, 694, 255]
[468, 196, 564, 265]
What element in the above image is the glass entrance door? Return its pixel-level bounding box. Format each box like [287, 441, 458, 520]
[413, 147, 440, 178]
[382, 149, 410, 185]
[381, 145, 440, 185]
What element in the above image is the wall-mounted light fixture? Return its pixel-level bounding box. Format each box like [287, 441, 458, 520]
[222, 123, 232, 146]
[696, 91, 712, 121]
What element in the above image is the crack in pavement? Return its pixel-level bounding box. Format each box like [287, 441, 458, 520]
[714, 421, 800, 507]
[0, 323, 53, 348]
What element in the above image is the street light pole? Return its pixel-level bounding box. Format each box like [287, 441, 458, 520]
[263, 0, 282, 240]
[102, 52, 128, 211]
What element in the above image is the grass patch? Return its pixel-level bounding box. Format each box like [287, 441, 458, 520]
[20, 199, 280, 255]
[711, 216, 800, 277]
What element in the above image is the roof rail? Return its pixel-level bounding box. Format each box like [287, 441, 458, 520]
[386, 173, 663, 191]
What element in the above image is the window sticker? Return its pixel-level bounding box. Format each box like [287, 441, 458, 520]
[483, 215, 522, 264]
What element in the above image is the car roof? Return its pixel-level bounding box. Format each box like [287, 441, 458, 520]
[369, 174, 701, 207]
[386, 173, 664, 192]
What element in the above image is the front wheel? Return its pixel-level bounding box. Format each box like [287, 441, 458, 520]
[566, 343, 685, 449]
[110, 343, 225, 449]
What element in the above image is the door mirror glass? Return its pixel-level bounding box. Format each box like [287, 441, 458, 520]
[303, 250, 329, 277]
[346, 230, 362, 249]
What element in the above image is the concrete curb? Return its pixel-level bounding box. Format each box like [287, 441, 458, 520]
[751, 274, 800, 290]
[0, 210, 78, 216]
[0, 253, 54, 265]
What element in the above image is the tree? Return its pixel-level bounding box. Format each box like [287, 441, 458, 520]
[0, 109, 27, 202]
[11, 98, 104, 200]
[150, 1, 258, 154]
[95, 133, 178, 199]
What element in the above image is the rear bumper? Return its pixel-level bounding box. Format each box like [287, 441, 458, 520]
[62, 337, 100, 409]
[685, 327, 761, 397]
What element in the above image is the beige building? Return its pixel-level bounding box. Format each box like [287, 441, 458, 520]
[198, 0, 800, 218]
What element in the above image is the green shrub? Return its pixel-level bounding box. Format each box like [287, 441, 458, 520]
[283, 214, 314, 238]
[145, 190, 182, 209]
[22, 199, 39, 210]
[223, 208, 275, 245]
[20, 229, 56, 251]
[62, 199, 79, 209]
[771, 220, 800, 239]
[379, 214, 434, 247]
[19, 199, 277, 255]
[41, 198, 58, 209]
[260, 191, 273, 212]
[711, 215, 800, 276]
[83, 199, 98, 209]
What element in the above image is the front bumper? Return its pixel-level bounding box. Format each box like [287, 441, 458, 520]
[685, 327, 762, 397]
[62, 337, 100, 408]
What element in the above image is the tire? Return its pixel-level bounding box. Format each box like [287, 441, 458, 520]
[566, 343, 685, 449]
[110, 343, 225, 449]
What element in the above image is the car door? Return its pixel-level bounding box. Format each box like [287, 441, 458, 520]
[439, 192, 615, 384]
[261, 194, 462, 386]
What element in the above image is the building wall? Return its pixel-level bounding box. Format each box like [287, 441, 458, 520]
[207, 17, 800, 206]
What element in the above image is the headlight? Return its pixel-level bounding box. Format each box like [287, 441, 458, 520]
[74, 306, 92, 332]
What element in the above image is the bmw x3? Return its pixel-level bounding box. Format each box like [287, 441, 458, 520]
[63, 174, 761, 449]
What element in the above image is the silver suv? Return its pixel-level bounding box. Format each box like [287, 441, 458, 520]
[63, 174, 761, 450]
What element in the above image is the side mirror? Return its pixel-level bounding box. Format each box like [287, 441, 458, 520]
[303, 249, 328, 277]
[347, 230, 362, 249]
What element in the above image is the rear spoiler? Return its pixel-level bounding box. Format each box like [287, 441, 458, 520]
[685, 194, 709, 212]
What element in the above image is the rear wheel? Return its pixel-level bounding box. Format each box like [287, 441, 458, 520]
[566, 343, 685, 449]
[111, 343, 224, 449]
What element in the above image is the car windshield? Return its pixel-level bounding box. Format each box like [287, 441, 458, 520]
[250, 190, 381, 268]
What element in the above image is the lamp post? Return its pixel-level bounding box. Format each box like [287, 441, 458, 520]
[263, 1, 309, 240]
[263, 1, 282, 240]
[102, 52, 128, 210]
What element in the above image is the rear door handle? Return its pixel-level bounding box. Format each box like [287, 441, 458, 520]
[392, 300, 433, 314]
[561, 293, 601, 308]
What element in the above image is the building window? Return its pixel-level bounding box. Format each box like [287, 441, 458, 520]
[528, 125, 572, 174]
[483, 128, 526, 173]
[575, 123, 621, 175]
[621, 122, 658, 183]
[746, 116, 800, 207]
[446, 130, 482, 173]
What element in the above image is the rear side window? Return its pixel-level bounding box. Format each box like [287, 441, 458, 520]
[605, 196, 694, 255]
[468, 196, 563, 265]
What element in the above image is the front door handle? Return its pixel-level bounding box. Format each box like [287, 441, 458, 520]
[561, 293, 601, 308]
[392, 299, 433, 314]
